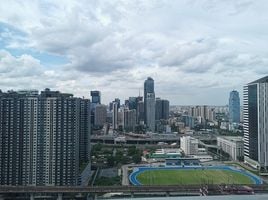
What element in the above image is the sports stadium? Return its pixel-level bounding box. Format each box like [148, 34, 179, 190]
[129, 166, 262, 186]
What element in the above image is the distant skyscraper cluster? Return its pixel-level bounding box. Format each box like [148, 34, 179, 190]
[189, 105, 215, 123]
[103, 77, 170, 133]
[0, 89, 91, 186]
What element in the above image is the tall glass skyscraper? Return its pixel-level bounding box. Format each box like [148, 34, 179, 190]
[90, 90, 101, 125]
[155, 98, 170, 120]
[144, 77, 154, 125]
[229, 90, 240, 123]
[243, 76, 268, 171]
[146, 92, 155, 132]
[90, 91, 101, 104]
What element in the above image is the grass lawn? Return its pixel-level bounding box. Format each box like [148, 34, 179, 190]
[136, 169, 254, 185]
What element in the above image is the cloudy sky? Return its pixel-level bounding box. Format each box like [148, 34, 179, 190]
[0, 0, 268, 105]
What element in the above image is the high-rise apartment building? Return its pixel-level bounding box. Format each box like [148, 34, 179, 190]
[123, 109, 136, 131]
[94, 104, 107, 126]
[112, 102, 118, 130]
[144, 77, 154, 125]
[243, 76, 268, 170]
[190, 105, 215, 123]
[146, 92, 155, 132]
[229, 90, 240, 123]
[0, 89, 91, 186]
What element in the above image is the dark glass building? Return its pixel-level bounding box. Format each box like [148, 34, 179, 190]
[90, 91, 101, 104]
[155, 98, 170, 120]
[229, 90, 240, 123]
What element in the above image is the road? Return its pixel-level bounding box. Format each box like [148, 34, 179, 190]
[122, 165, 130, 186]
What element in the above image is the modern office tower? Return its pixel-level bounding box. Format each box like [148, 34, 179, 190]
[229, 90, 240, 123]
[114, 98, 120, 108]
[90, 91, 101, 104]
[112, 102, 118, 130]
[90, 91, 101, 125]
[155, 98, 162, 120]
[182, 115, 195, 129]
[180, 136, 198, 155]
[144, 77, 154, 124]
[123, 109, 137, 131]
[109, 102, 113, 111]
[137, 101, 144, 124]
[146, 92, 155, 132]
[155, 98, 170, 120]
[162, 99, 170, 119]
[243, 76, 268, 170]
[117, 107, 125, 128]
[0, 89, 91, 186]
[128, 97, 137, 110]
[94, 104, 107, 126]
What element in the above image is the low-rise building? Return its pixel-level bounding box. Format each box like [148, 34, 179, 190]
[180, 136, 198, 155]
[217, 136, 244, 161]
[188, 155, 213, 162]
[150, 148, 182, 159]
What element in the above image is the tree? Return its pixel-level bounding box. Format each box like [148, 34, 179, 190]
[128, 146, 137, 156]
[133, 154, 141, 164]
[107, 156, 115, 167]
[93, 143, 103, 152]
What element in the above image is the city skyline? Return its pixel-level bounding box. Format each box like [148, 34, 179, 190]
[1, 1, 268, 105]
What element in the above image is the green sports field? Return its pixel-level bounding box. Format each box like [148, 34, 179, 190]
[136, 169, 254, 185]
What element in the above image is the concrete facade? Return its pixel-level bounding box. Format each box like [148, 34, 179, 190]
[217, 136, 244, 161]
[180, 136, 198, 155]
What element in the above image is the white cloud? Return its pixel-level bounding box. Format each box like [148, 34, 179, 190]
[0, 0, 268, 104]
[0, 50, 42, 76]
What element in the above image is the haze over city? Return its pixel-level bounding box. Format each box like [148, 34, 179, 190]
[1, 0, 268, 105]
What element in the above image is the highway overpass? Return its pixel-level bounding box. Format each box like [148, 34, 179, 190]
[1, 184, 268, 199]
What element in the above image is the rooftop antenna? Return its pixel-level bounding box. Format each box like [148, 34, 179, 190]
[139, 88, 141, 97]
